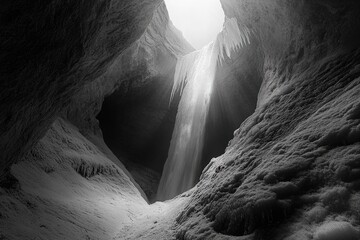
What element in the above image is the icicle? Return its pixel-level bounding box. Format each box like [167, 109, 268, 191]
[214, 17, 251, 65]
[170, 18, 252, 104]
[170, 50, 200, 104]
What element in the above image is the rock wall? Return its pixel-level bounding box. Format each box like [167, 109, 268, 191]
[0, 2, 194, 238]
[95, 3, 193, 173]
[176, 1, 360, 239]
[2, 0, 360, 239]
[64, 2, 193, 198]
[201, 38, 264, 179]
[64, 2, 192, 138]
[0, 0, 162, 184]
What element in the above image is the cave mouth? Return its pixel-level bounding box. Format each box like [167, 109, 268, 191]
[97, 2, 262, 202]
[96, 74, 180, 202]
[96, 43, 262, 203]
[164, 0, 225, 50]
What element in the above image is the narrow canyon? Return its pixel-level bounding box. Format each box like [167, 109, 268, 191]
[1, 0, 360, 240]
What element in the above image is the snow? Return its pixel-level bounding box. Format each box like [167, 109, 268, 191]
[174, 46, 360, 239]
[0, 118, 187, 240]
[115, 197, 189, 240]
[2, 1, 360, 239]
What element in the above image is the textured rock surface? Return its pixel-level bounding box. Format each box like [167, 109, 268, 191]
[1, 0, 360, 239]
[0, 0, 162, 183]
[65, 2, 193, 136]
[0, 3, 193, 239]
[65, 2, 193, 175]
[201, 38, 264, 177]
[175, 0, 360, 239]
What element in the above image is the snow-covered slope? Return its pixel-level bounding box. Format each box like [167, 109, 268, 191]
[0, 117, 189, 240]
[0, 118, 148, 239]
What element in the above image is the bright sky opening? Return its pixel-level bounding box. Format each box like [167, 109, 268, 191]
[164, 0, 225, 50]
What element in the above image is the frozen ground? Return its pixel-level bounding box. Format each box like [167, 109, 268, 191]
[114, 197, 188, 240]
[0, 118, 187, 240]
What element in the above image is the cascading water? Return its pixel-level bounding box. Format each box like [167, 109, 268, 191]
[157, 18, 251, 201]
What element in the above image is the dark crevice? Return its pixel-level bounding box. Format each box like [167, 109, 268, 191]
[97, 42, 263, 201]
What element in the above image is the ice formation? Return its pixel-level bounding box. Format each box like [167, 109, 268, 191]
[170, 18, 251, 103]
[157, 18, 251, 200]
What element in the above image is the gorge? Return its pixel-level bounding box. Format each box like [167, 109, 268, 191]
[1, 0, 360, 240]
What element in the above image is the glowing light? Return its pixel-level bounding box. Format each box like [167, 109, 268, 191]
[157, 18, 251, 201]
[164, 0, 225, 49]
[157, 43, 217, 201]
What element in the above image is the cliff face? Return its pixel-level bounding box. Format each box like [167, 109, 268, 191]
[1, 0, 360, 239]
[0, 2, 192, 239]
[176, 1, 360, 239]
[95, 3, 193, 174]
[201, 38, 264, 178]
[64, 2, 193, 199]
[0, 0, 162, 184]
[65, 2, 193, 139]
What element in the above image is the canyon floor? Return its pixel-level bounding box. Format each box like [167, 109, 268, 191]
[0, 118, 195, 240]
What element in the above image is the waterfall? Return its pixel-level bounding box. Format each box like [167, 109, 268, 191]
[157, 18, 251, 201]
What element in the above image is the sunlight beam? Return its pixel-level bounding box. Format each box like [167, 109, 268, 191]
[157, 18, 251, 201]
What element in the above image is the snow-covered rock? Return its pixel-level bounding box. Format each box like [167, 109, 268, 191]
[0, 118, 148, 239]
[1, 0, 360, 239]
[175, 0, 360, 239]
